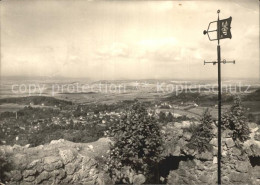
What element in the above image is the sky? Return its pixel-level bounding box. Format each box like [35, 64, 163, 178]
[1, 0, 259, 80]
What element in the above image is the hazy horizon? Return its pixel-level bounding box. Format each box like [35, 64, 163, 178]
[1, 0, 259, 80]
[1, 75, 259, 82]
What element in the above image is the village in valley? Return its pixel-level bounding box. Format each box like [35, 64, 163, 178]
[1, 81, 259, 147]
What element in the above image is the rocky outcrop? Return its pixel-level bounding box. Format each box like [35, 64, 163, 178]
[165, 122, 260, 185]
[1, 121, 259, 184]
[0, 138, 113, 185]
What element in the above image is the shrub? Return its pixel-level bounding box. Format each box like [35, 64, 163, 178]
[174, 115, 194, 122]
[247, 113, 255, 122]
[106, 102, 164, 184]
[158, 112, 174, 124]
[222, 96, 250, 142]
[183, 121, 198, 134]
[186, 109, 214, 153]
[0, 151, 12, 183]
[158, 111, 166, 123]
[166, 112, 174, 123]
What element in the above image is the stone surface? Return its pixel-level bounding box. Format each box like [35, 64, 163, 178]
[254, 133, 260, 141]
[132, 174, 146, 185]
[213, 157, 217, 164]
[230, 172, 249, 183]
[1, 123, 259, 185]
[36, 171, 51, 184]
[0, 138, 111, 185]
[55, 169, 66, 180]
[232, 147, 242, 156]
[235, 162, 249, 173]
[44, 160, 63, 172]
[225, 138, 235, 148]
[24, 175, 36, 182]
[196, 152, 213, 161]
[10, 170, 23, 181]
[23, 169, 37, 178]
[59, 149, 76, 165]
[183, 132, 192, 141]
[249, 144, 260, 157]
[27, 159, 41, 169]
[65, 162, 77, 175]
[199, 173, 208, 183]
[222, 176, 230, 184]
[44, 156, 60, 164]
[209, 138, 218, 147]
[166, 123, 260, 185]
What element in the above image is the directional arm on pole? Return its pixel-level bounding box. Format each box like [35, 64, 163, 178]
[221, 59, 235, 64]
[204, 59, 235, 65]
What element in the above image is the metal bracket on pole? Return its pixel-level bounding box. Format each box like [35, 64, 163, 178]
[204, 60, 217, 65]
[222, 59, 235, 64]
[204, 59, 235, 65]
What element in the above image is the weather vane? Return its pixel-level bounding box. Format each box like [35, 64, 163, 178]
[203, 9, 235, 185]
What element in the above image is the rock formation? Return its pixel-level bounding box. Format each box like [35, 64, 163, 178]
[0, 121, 259, 184]
[165, 122, 260, 185]
[0, 138, 112, 185]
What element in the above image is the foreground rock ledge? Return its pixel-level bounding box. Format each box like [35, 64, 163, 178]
[164, 122, 260, 185]
[1, 122, 260, 185]
[1, 138, 113, 185]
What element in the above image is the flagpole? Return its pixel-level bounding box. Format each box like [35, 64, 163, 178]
[217, 10, 222, 185]
[203, 9, 235, 185]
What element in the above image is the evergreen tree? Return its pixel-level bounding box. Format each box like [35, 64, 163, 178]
[166, 112, 174, 122]
[187, 109, 214, 153]
[222, 96, 250, 142]
[158, 111, 166, 123]
[107, 102, 164, 184]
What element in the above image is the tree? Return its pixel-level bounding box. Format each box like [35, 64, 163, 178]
[158, 111, 166, 123]
[222, 96, 250, 142]
[187, 109, 214, 153]
[0, 151, 12, 183]
[166, 112, 174, 122]
[106, 102, 164, 184]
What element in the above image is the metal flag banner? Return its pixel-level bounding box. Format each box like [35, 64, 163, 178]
[218, 17, 232, 39]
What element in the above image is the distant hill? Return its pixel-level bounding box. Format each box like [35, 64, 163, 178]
[1, 76, 65, 80]
[163, 92, 234, 105]
[244, 88, 260, 101]
[0, 76, 91, 81]
[0, 96, 73, 106]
